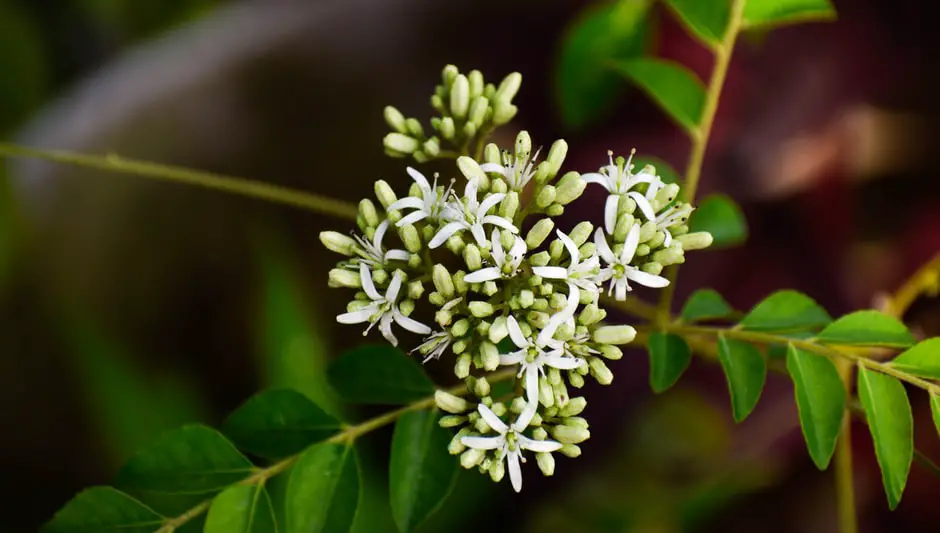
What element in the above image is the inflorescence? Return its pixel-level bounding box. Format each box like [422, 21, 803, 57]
[320, 65, 713, 493]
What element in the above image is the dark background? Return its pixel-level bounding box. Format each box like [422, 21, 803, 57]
[1, 0, 939, 531]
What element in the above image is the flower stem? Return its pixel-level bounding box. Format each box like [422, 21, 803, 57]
[155, 368, 516, 531]
[656, 0, 747, 325]
[834, 359, 859, 533]
[0, 143, 359, 221]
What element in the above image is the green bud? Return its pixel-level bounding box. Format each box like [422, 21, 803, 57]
[549, 239, 564, 260]
[394, 224, 419, 253]
[435, 390, 471, 414]
[405, 279, 424, 299]
[482, 280, 499, 296]
[578, 242, 596, 259]
[468, 96, 489, 127]
[442, 64, 459, 85]
[536, 185, 556, 208]
[539, 378, 555, 408]
[405, 118, 424, 138]
[675, 232, 713, 250]
[554, 171, 585, 205]
[448, 428, 470, 454]
[547, 367, 562, 386]
[551, 424, 590, 444]
[358, 199, 380, 228]
[568, 221, 594, 246]
[480, 341, 500, 371]
[648, 230, 666, 249]
[429, 292, 445, 306]
[529, 251, 550, 266]
[559, 396, 587, 417]
[553, 380, 569, 408]
[652, 244, 684, 264]
[399, 299, 415, 316]
[469, 301, 495, 317]
[488, 316, 508, 343]
[484, 143, 501, 164]
[494, 72, 522, 103]
[525, 218, 554, 249]
[654, 183, 680, 209]
[527, 310, 550, 329]
[536, 452, 556, 476]
[619, 195, 637, 216]
[383, 106, 407, 133]
[474, 377, 491, 397]
[488, 457, 505, 482]
[639, 220, 657, 242]
[592, 325, 637, 345]
[455, 354, 471, 378]
[457, 155, 487, 185]
[549, 292, 568, 311]
[564, 417, 589, 430]
[589, 358, 614, 385]
[559, 444, 581, 458]
[460, 448, 485, 469]
[453, 270, 469, 294]
[614, 214, 636, 242]
[439, 415, 466, 428]
[500, 191, 519, 220]
[635, 243, 650, 257]
[468, 69, 484, 97]
[319, 231, 356, 255]
[384, 132, 419, 154]
[531, 298, 549, 311]
[450, 74, 470, 119]
[422, 137, 441, 158]
[328, 268, 361, 288]
[463, 243, 483, 271]
[545, 204, 564, 216]
[642, 262, 665, 276]
[519, 289, 535, 308]
[489, 402, 507, 417]
[447, 319, 467, 338]
[445, 235, 465, 256]
[432, 265, 455, 298]
[490, 178, 508, 194]
[568, 371, 585, 388]
[430, 95, 445, 113]
[599, 345, 623, 360]
[462, 121, 477, 139]
[511, 396, 528, 414]
[515, 130, 532, 160]
[371, 268, 389, 286]
[440, 116, 456, 140]
[491, 100, 517, 126]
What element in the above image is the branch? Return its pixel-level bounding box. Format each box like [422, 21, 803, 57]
[883, 252, 940, 319]
[0, 143, 359, 221]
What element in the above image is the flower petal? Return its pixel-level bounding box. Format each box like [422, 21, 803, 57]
[461, 435, 504, 450]
[395, 210, 429, 227]
[429, 221, 465, 248]
[604, 195, 619, 235]
[620, 223, 640, 264]
[626, 268, 671, 288]
[360, 263, 381, 300]
[393, 310, 432, 335]
[372, 220, 389, 251]
[500, 351, 526, 366]
[491, 228, 505, 266]
[531, 266, 567, 279]
[385, 272, 403, 301]
[379, 312, 398, 346]
[477, 403, 509, 434]
[336, 308, 374, 324]
[482, 215, 518, 233]
[479, 163, 506, 174]
[522, 370, 540, 416]
[406, 166, 431, 192]
[517, 435, 563, 453]
[543, 354, 585, 370]
[628, 191, 657, 222]
[615, 279, 628, 301]
[556, 230, 580, 265]
[388, 196, 424, 212]
[470, 224, 488, 248]
[506, 315, 529, 349]
[580, 172, 611, 189]
[384, 249, 411, 262]
[478, 192, 505, 216]
[507, 450, 523, 493]
[594, 228, 616, 264]
[508, 236, 527, 264]
[463, 267, 501, 283]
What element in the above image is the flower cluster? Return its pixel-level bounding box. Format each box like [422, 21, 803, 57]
[322, 66, 713, 493]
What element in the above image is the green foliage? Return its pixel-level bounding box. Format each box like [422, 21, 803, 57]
[742, 0, 836, 29]
[42, 487, 164, 533]
[717, 334, 766, 422]
[613, 58, 706, 134]
[681, 289, 734, 322]
[389, 410, 459, 532]
[286, 443, 360, 533]
[857, 367, 913, 510]
[204, 484, 278, 533]
[328, 345, 434, 404]
[931, 394, 940, 440]
[647, 332, 692, 393]
[785, 345, 845, 470]
[890, 338, 940, 379]
[223, 389, 342, 460]
[115, 425, 254, 515]
[555, 0, 653, 129]
[664, 0, 730, 47]
[817, 310, 915, 348]
[689, 194, 748, 248]
[739, 290, 831, 332]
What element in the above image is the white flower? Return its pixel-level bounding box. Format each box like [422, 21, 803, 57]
[582, 150, 661, 233]
[464, 229, 527, 283]
[388, 167, 452, 226]
[594, 225, 669, 300]
[460, 403, 563, 492]
[429, 180, 517, 249]
[336, 264, 431, 345]
[411, 330, 453, 363]
[500, 289, 584, 406]
[532, 230, 601, 300]
[351, 220, 410, 267]
[653, 203, 693, 247]
[480, 148, 540, 190]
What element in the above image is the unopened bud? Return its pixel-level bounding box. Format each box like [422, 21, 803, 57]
[539, 378, 555, 408]
[568, 221, 594, 246]
[328, 268, 361, 288]
[545, 139, 568, 176]
[383, 106, 407, 133]
[515, 130, 532, 160]
[448, 428, 470, 454]
[559, 444, 582, 458]
[422, 137, 441, 158]
[480, 341, 500, 371]
[568, 371, 585, 388]
[500, 192, 519, 220]
[396, 224, 420, 253]
[545, 204, 564, 216]
[484, 143, 501, 164]
[536, 185, 557, 208]
[457, 156, 487, 185]
[528, 251, 550, 266]
[642, 262, 665, 276]
[435, 390, 471, 414]
[635, 243, 650, 257]
[494, 72, 522, 103]
[468, 69, 484, 98]
[463, 243, 482, 271]
[519, 289, 535, 308]
[405, 118, 424, 138]
[442, 64, 459, 85]
[525, 218, 554, 248]
[320, 231, 356, 255]
[460, 448, 485, 469]
[491, 100, 518, 126]
[439, 415, 466, 428]
[384, 132, 418, 154]
[593, 325, 637, 345]
[578, 304, 603, 325]
[488, 316, 509, 343]
[358, 199, 380, 228]
[675, 232, 714, 250]
[455, 354, 471, 378]
[553, 380, 569, 408]
[488, 457, 505, 482]
[654, 183, 681, 208]
[536, 452, 556, 476]
[639, 220, 657, 242]
[599, 345, 623, 360]
[468, 96, 489, 127]
[554, 171, 584, 205]
[469, 301, 495, 317]
[440, 117, 456, 140]
[559, 396, 587, 417]
[551, 424, 590, 444]
[474, 377, 491, 397]
[432, 264, 455, 298]
[589, 358, 614, 385]
[450, 74, 470, 119]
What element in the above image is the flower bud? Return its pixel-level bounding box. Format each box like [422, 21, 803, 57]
[440, 116, 456, 140]
[589, 358, 614, 385]
[373, 181, 397, 210]
[399, 299, 415, 316]
[568, 371, 585, 388]
[404, 118, 424, 138]
[554, 171, 584, 205]
[642, 262, 665, 277]
[457, 156, 487, 185]
[563, 416, 589, 430]
[450, 74, 470, 119]
[455, 354, 471, 378]
[463, 243, 483, 271]
[432, 264, 455, 298]
[549, 292, 568, 311]
[448, 428, 470, 454]
[566, 222, 593, 247]
[468, 96, 489, 127]
[559, 396, 587, 417]
[654, 183, 680, 209]
[421, 137, 440, 158]
[439, 415, 466, 428]
[500, 191, 519, 220]
[480, 341, 500, 371]
[536, 452, 556, 476]
[482, 280, 499, 296]
[539, 378, 555, 407]
[358, 199, 380, 228]
[460, 448, 485, 469]
[468, 69, 484, 98]
[519, 289, 535, 308]
[383, 132, 419, 155]
[431, 96, 444, 113]
[474, 377, 491, 397]
[484, 143, 501, 164]
[449, 319, 469, 338]
[435, 390, 471, 414]
[489, 178, 508, 194]
[639, 220, 657, 242]
[319, 231, 356, 256]
[488, 457, 505, 482]
[469, 301, 495, 318]
[578, 242, 596, 259]
[592, 325, 637, 345]
[551, 424, 590, 444]
[488, 316, 509, 343]
[549, 239, 564, 261]
[442, 64, 459, 85]
[525, 218, 554, 249]
[619, 195, 637, 216]
[675, 232, 714, 250]
[328, 268, 361, 288]
[462, 121, 477, 139]
[545, 204, 564, 216]
[527, 311, 550, 329]
[553, 380, 569, 408]
[559, 444, 581, 458]
[528, 251, 550, 266]
[535, 185, 556, 208]
[599, 345, 623, 360]
[494, 72, 522, 104]
[515, 130, 532, 160]
[384, 105, 408, 132]
[489, 402, 507, 417]
[635, 243, 650, 257]
[452, 270, 469, 294]
[491, 100, 518, 126]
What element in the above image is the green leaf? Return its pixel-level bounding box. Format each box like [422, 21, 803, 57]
[680, 289, 734, 322]
[743, 0, 836, 29]
[286, 443, 360, 533]
[785, 344, 845, 470]
[42, 487, 164, 533]
[258, 242, 341, 417]
[689, 194, 748, 248]
[857, 367, 913, 510]
[817, 311, 915, 348]
[328, 345, 434, 404]
[930, 394, 940, 440]
[555, 0, 653, 129]
[717, 335, 766, 422]
[739, 290, 831, 332]
[613, 58, 706, 134]
[631, 155, 682, 185]
[204, 484, 278, 533]
[647, 332, 692, 393]
[115, 425, 254, 515]
[664, 0, 730, 47]
[223, 389, 342, 460]
[890, 338, 940, 379]
[389, 410, 459, 533]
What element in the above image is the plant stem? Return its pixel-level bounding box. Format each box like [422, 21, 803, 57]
[656, 0, 747, 325]
[157, 368, 516, 531]
[885, 252, 940, 319]
[0, 143, 359, 221]
[834, 359, 859, 533]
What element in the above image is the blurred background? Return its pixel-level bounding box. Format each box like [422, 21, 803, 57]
[1, 0, 939, 531]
